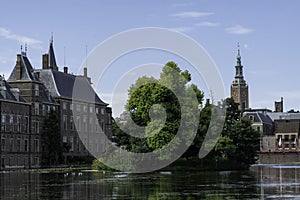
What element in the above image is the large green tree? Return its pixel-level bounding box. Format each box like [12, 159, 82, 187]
[122, 61, 203, 153]
[213, 98, 260, 168]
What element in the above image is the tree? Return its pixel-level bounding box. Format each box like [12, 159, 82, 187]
[213, 98, 260, 168]
[41, 109, 62, 165]
[228, 117, 260, 167]
[115, 61, 203, 155]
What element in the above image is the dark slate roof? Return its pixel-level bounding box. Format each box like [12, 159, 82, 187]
[38, 70, 107, 105]
[8, 53, 39, 82]
[49, 42, 58, 70]
[244, 112, 273, 124]
[0, 76, 26, 102]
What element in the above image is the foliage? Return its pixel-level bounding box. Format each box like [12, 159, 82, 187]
[42, 109, 62, 165]
[213, 98, 260, 168]
[111, 61, 260, 170]
[124, 61, 203, 155]
[92, 159, 112, 171]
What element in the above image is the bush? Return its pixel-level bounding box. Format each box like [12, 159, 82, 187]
[92, 159, 113, 171]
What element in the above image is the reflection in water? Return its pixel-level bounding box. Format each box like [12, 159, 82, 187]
[1, 166, 300, 199]
[252, 164, 300, 199]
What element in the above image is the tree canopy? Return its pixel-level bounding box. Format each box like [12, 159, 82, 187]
[112, 61, 260, 169]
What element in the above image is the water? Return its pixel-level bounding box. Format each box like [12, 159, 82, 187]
[1, 165, 300, 199]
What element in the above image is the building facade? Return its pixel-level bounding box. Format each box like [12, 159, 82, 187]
[0, 75, 32, 169]
[0, 39, 112, 169]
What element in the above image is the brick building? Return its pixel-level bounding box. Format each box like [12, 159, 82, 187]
[0, 39, 112, 169]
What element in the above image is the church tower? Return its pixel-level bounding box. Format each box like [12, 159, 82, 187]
[230, 44, 249, 111]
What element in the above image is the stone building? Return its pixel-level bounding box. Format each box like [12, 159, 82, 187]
[37, 40, 112, 161]
[7, 50, 58, 168]
[0, 75, 31, 169]
[274, 119, 300, 151]
[230, 45, 249, 111]
[243, 110, 274, 151]
[0, 38, 112, 169]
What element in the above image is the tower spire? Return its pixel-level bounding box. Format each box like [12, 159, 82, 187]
[48, 33, 58, 71]
[237, 42, 241, 59]
[50, 32, 53, 44]
[231, 43, 249, 111]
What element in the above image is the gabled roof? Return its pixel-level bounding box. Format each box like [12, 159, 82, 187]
[38, 69, 107, 105]
[8, 53, 39, 82]
[0, 76, 26, 102]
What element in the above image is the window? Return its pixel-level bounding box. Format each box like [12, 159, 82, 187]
[34, 84, 39, 96]
[101, 108, 105, 115]
[76, 104, 81, 112]
[34, 157, 39, 166]
[63, 115, 67, 130]
[70, 116, 73, 130]
[249, 115, 254, 121]
[34, 139, 39, 152]
[96, 108, 99, 114]
[1, 138, 5, 151]
[33, 120, 40, 134]
[83, 105, 87, 112]
[90, 106, 94, 113]
[1, 114, 6, 132]
[63, 102, 67, 110]
[89, 118, 93, 132]
[76, 116, 81, 130]
[70, 137, 74, 151]
[9, 115, 13, 132]
[24, 139, 28, 152]
[16, 138, 21, 152]
[47, 106, 51, 113]
[70, 103, 73, 111]
[34, 103, 39, 115]
[42, 105, 46, 116]
[16, 116, 21, 132]
[9, 138, 14, 152]
[23, 116, 29, 133]
[83, 116, 87, 131]
[62, 136, 67, 143]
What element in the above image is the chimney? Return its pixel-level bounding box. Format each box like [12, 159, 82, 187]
[35, 71, 40, 78]
[206, 99, 210, 105]
[16, 54, 22, 80]
[42, 54, 49, 69]
[84, 67, 92, 84]
[11, 88, 20, 101]
[84, 67, 88, 77]
[64, 66, 68, 74]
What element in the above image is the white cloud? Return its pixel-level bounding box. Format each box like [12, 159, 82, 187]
[195, 21, 220, 27]
[0, 27, 42, 46]
[170, 27, 193, 33]
[225, 25, 254, 34]
[170, 11, 214, 18]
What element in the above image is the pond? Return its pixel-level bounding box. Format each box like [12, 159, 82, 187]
[1, 164, 300, 199]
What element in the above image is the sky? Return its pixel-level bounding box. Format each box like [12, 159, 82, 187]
[1, 0, 300, 117]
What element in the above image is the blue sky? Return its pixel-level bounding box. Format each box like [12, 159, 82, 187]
[1, 0, 300, 116]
